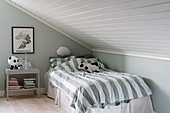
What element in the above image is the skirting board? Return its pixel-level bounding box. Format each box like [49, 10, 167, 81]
[0, 88, 44, 97]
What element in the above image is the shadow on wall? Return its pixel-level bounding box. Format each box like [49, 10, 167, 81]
[93, 51, 126, 72]
[143, 77, 169, 112]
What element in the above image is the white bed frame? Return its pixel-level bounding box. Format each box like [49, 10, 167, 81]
[44, 72, 154, 113]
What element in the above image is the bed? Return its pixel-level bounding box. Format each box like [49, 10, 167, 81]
[44, 56, 154, 113]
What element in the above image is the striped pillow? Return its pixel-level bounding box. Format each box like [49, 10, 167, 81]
[54, 59, 80, 72]
[50, 56, 77, 68]
[50, 58, 69, 68]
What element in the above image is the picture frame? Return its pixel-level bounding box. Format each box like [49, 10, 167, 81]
[12, 27, 34, 54]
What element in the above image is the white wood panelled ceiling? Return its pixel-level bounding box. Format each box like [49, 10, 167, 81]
[6, 0, 170, 60]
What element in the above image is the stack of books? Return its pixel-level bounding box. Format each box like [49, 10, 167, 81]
[24, 78, 36, 89]
[8, 78, 20, 90]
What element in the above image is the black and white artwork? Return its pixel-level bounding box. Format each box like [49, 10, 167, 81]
[12, 27, 34, 54]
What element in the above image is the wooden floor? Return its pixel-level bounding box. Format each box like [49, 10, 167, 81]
[0, 94, 68, 113]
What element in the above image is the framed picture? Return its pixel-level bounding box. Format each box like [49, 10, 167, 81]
[12, 27, 34, 54]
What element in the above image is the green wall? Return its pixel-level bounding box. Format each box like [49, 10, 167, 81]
[0, 1, 91, 90]
[93, 51, 170, 113]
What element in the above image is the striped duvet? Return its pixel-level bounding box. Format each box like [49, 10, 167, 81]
[49, 69, 152, 113]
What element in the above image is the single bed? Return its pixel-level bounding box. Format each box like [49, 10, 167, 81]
[44, 56, 154, 113]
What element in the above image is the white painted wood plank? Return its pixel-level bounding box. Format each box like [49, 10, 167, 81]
[63, 26, 170, 33]
[81, 38, 170, 43]
[42, 0, 80, 14]
[31, 0, 59, 10]
[71, 35, 170, 42]
[64, 14, 170, 27]
[48, 0, 101, 16]
[92, 46, 170, 54]
[65, 13, 170, 26]
[48, 0, 134, 16]
[61, 3, 170, 23]
[65, 25, 170, 32]
[12, 0, 37, 6]
[48, 0, 103, 16]
[86, 41, 170, 48]
[64, 20, 170, 33]
[53, 0, 170, 19]
[92, 48, 170, 61]
[69, 32, 170, 37]
[72, 31, 170, 36]
[25, 0, 47, 9]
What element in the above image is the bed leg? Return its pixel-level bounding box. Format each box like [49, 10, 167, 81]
[55, 88, 60, 107]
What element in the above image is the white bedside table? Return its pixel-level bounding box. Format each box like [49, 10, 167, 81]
[5, 68, 40, 101]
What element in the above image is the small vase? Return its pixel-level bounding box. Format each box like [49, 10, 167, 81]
[24, 52, 28, 69]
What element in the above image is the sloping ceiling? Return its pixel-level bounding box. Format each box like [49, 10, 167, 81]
[6, 0, 170, 60]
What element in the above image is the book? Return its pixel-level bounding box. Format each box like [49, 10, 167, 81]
[9, 83, 19, 86]
[8, 85, 20, 90]
[9, 88, 20, 90]
[24, 81, 34, 84]
[8, 77, 20, 90]
[9, 86, 20, 88]
[9, 77, 18, 81]
[24, 85, 36, 89]
[23, 78, 36, 89]
[23, 78, 36, 81]
[24, 83, 35, 85]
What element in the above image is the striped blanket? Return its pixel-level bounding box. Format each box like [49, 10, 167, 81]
[49, 69, 152, 113]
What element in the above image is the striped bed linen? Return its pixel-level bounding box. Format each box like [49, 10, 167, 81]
[49, 69, 152, 113]
[53, 58, 105, 72]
